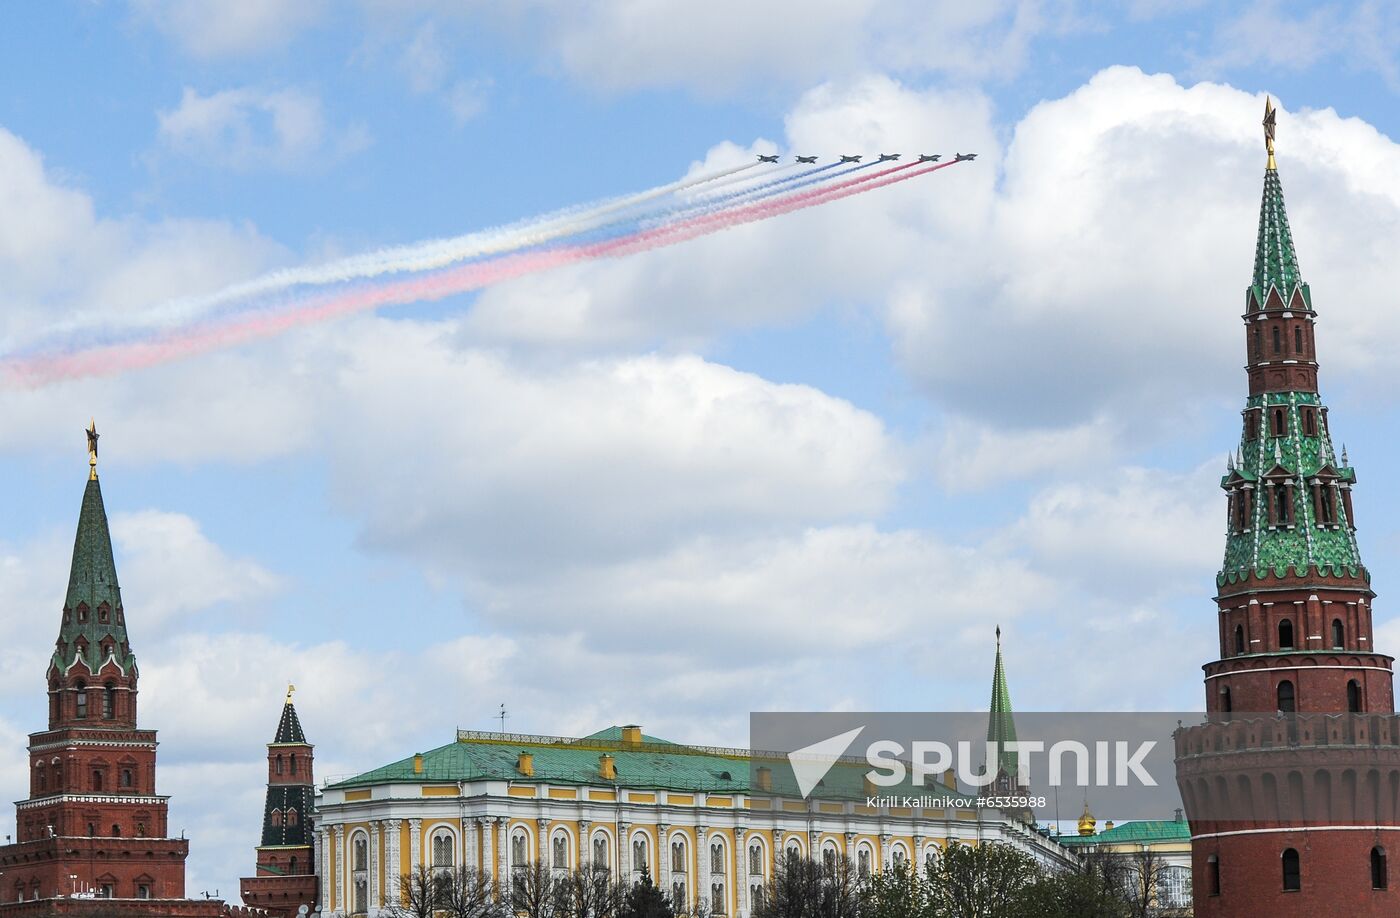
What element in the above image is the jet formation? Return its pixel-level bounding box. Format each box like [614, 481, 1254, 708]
[756, 153, 972, 164]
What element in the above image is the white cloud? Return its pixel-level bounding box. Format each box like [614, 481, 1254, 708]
[132, 0, 329, 58]
[112, 511, 283, 627]
[156, 87, 370, 173]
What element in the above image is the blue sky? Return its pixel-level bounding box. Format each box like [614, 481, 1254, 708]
[4, 0, 1400, 897]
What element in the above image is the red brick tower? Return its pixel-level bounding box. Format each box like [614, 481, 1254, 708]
[0, 425, 210, 909]
[239, 691, 317, 917]
[1175, 100, 1400, 915]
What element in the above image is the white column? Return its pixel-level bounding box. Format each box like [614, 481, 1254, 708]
[537, 818, 549, 867]
[657, 824, 670, 895]
[577, 820, 591, 869]
[333, 825, 345, 916]
[696, 826, 709, 916]
[879, 834, 891, 871]
[478, 817, 494, 887]
[912, 833, 924, 872]
[368, 822, 381, 915]
[495, 818, 508, 888]
[734, 828, 748, 918]
[318, 827, 332, 913]
[383, 819, 402, 905]
[463, 813, 476, 874]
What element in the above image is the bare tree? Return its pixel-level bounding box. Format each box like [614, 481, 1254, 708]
[511, 861, 564, 918]
[387, 865, 443, 918]
[439, 865, 504, 918]
[557, 864, 625, 918]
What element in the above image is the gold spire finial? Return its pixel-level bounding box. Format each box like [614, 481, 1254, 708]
[85, 419, 99, 480]
[1263, 96, 1277, 171]
[286, 683, 296, 703]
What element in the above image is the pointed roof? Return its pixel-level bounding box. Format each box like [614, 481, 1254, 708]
[987, 627, 1019, 780]
[273, 699, 307, 744]
[53, 473, 135, 674]
[1250, 167, 1304, 301]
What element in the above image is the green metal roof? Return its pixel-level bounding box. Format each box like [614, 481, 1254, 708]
[1055, 818, 1190, 847]
[328, 727, 960, 802]
[52, 475, 136, 675]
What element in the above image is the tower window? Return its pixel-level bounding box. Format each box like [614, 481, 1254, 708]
[1271, 408, 1287, 436]
[75, 682, 88, 719]
[1278, 618, 1295, 650]
[1221, 686, 1232, 715]
[1373, 847, 1388, 889]
[92, 769, 103, 791]
[290, 755, 297, 776]
[1272, 326, 1282, 354]
[1302, 408, 1316, 436]
[1333, 619, 1345, 649]
[1282, 847, 1301, 891]
[1277, 679, 1297, 713]
[270, 808, 282, 827]
[111, 824, 121, 838]
[275, 755, 284, 775]
[1246, 410, 1261, 439]
[103, 683, 115, 720]
[1348, 680, 1362, 713]
[1252, 327, 1261, 359]
[120, 768, 133, 788]
[286, 808, 298, 826]
[1294, 325, 1303, 354]
[1234, 625, 1246, 655]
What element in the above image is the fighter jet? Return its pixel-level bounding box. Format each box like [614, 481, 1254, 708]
[877, 153, 901, 162]
[918, 154, 941, 163]
[954, 153, 978, 162]
[757, 154, 780, 163]
[795, 155, 818, 164]
[839, 154, 862, 163]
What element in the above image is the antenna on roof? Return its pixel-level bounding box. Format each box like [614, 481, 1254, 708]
[498, 703, 508, 732]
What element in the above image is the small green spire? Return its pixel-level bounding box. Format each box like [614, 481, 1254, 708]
[987, 626, 1020, 781]
[53, 451, 135, 675]
[1251, 167, 1303, 300]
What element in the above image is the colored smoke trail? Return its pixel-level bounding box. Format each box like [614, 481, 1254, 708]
[3, 159, 962, 386]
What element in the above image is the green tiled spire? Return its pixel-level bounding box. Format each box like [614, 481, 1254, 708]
[1250, 168, 1304, 302]
[52, 473, 136, 675]
[987, 627, 1019, 781]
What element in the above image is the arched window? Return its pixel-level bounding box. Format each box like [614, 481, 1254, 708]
[289, 856, 299, 875]
[553, 833, 569, 870]
[671, 838, 686, 874]
[1332, 619, 1345, 649]
[1348, 680, 1362, 713]
[1208, 855, 1221, 896]
[857, 846, 872, 879]
[286, 808, 298, 826]
[1221, 686, 1232, 715]
[75, 682, 88, 719]
[1272, 325, 1282, 354]
[924, 846, 939, 870]
[1156, 865, 1191, 909]
[432, 829, 454, 874]
[1278, 619, 1295, 650]
[1303, 407, 1317, 436]
[275, 755, 284, 775]
[512, 830, 529, 871]
[136, 823, 145, 837]
[592, 834, 609, 869]
[1373, 846, 1388, 890]
[748, 843, 764, 876]
[1272, 408, 1286, 436]
[1294, 325, 1303, 354]
[103, 683, 115, 720]
[270, 808, 283, 827]
[1277, 680, 1297, 713]
[892, 845, 907, 869]
[290, 754, 297, 776]
[352, 834, 368, 913]
[711, 840, 726, 875]
[710, 879, 725, 915]
[36, 762, 46, 793]
[822, 844, 836, 873]
[120, 768, 133, 789]
[1282, 847, 1301, 891]
[92, 769, 103, 792]
[1234, 625, 1245, 655]
[111, 824, 121, 838]
[631, 837, 648, 874]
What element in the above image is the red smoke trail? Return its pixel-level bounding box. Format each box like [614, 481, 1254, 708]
[4, 160, 959, 387]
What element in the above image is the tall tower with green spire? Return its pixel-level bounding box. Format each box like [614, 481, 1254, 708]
[0, 424, 197, 904]
[1175, 99, 1400, 918]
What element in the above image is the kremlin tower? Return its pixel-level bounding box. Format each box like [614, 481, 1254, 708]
[238, 693, 317, 917]
[0, 425, 223, 917]
[1174, 101, 1400, 915]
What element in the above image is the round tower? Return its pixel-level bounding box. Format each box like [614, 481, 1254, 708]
[1175, 99, 1400, 916]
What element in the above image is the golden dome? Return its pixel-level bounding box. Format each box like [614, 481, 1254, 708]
[1077, 801, 1097, 836]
